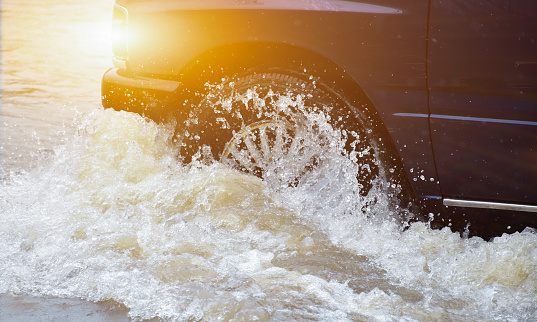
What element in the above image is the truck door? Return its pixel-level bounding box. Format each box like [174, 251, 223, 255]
[427, 0, 537, 205]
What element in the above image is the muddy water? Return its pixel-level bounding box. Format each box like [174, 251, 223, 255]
[1, 1, 537, 321]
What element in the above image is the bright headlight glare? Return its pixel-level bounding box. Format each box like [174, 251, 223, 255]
[112, 4, 128, 61]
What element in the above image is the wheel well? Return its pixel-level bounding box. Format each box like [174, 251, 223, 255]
[176, 42, 369, 107]
[175, 42, 382, 132]
[172, 41, 416, 204]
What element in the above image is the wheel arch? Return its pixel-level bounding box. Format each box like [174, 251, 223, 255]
[176, 42, 370, 108]
[175, 41, 383, 134]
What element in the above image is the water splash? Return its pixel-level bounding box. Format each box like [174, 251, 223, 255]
[1, 109, 536, 321]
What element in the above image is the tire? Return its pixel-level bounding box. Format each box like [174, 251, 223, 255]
[177, 71, 389, 197]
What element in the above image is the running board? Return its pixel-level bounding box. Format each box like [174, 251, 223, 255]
[443, 199, 537, 213]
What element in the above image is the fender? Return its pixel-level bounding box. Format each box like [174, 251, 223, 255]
[106, 0, 441, 212]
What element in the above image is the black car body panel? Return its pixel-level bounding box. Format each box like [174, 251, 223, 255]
[428, 0, 537, 205]
[102, 0, 537, 237]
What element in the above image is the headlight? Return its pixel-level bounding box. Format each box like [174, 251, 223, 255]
[112, 4, 128, 65]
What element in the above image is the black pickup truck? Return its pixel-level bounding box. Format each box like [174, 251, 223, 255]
[102, 0, 537, 238]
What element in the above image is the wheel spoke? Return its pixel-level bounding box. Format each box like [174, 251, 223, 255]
[273, 125, 286, 158]
[259, 126, 271, 163]
[243, 130, 263, 166]
[287, 130, 304, 161]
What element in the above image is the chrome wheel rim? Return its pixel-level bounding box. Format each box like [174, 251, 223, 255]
[220, 120, 332, 187]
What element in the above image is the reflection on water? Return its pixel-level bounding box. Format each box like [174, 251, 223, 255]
[1, 0, 537, 321]
[1, 0, 113, 177]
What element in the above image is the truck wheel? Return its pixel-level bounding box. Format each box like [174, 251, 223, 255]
[178, 71, 385, 195]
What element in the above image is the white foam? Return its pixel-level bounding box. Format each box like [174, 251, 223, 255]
[1, 108, 536, 321]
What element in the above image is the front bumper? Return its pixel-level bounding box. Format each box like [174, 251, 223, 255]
[101, 68, 181, 121]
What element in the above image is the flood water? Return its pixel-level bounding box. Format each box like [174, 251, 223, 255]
[1, 1, 537, 321]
